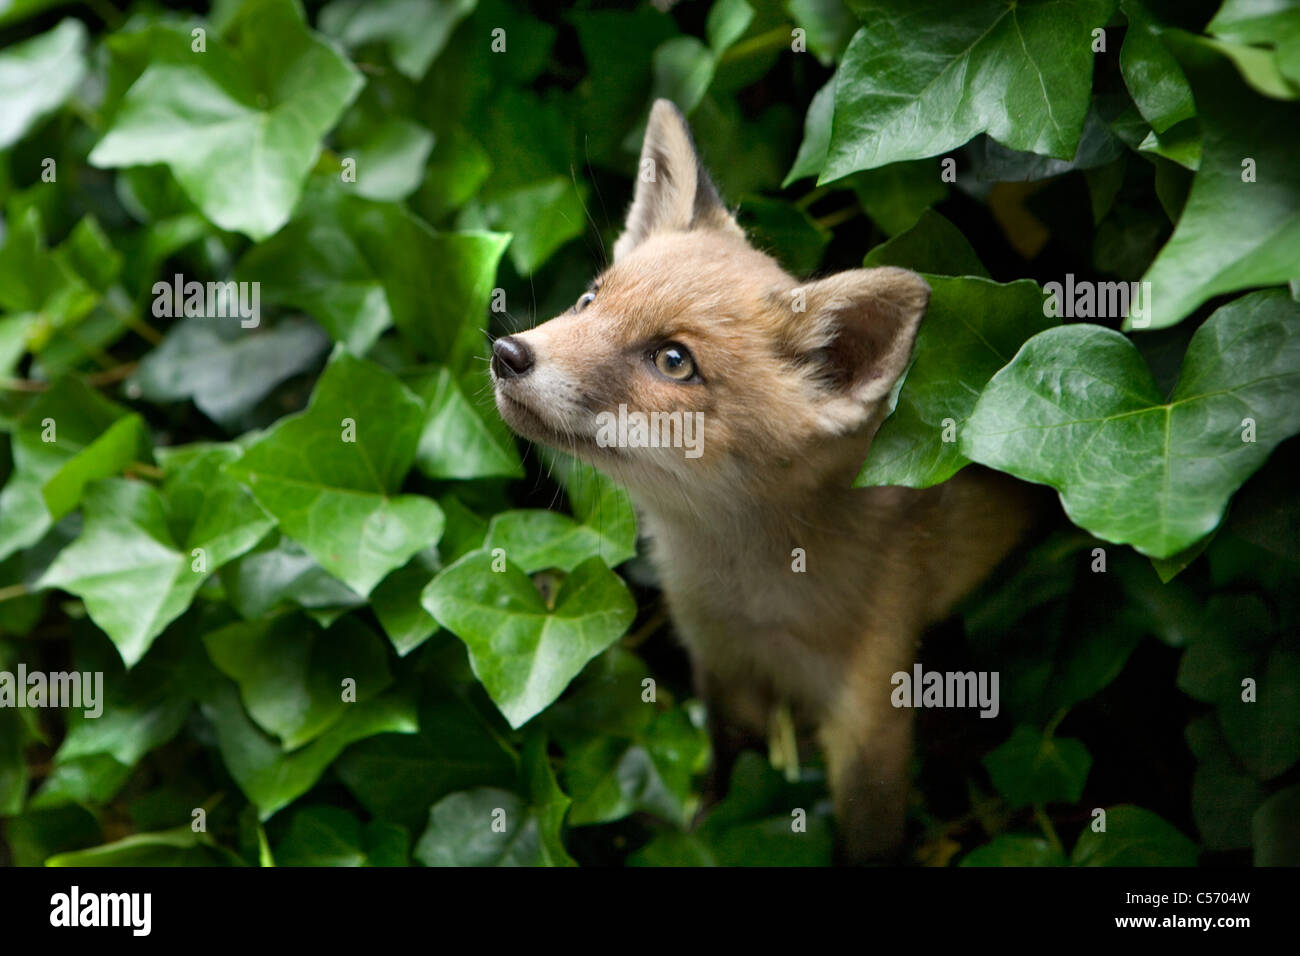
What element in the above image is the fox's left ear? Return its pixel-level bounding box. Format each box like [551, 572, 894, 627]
[613, 99, 743, 261]
[795, 267, 931, 432]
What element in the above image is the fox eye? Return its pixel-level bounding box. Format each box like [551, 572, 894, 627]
[576, 291, 596, 312]
[653, 343, 697, 381]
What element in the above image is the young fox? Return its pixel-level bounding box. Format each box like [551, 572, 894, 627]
[491, 100, 1037, 861]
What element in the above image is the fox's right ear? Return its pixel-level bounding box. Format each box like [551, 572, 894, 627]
[613, 99, 742, 261]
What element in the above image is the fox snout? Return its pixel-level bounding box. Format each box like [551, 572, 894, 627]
[491, 335, 533, 378]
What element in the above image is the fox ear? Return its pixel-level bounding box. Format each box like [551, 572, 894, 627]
[613, 99, 742, 261]
[796, 267, 931, 432]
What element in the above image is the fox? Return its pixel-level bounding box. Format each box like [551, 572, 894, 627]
[490, 99, 1039, 862]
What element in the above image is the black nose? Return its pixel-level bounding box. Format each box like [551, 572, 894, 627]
[492, 336, 534, 378]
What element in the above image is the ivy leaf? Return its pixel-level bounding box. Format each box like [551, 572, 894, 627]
[370, 548, 441, 655]
[225, 347, 445, 597]
[318, 0, 476, 81]
[484, 510, 626, 574]
[983, 725, 1092, 807]
[203, 614, 393, 750]
[960, 835, 1068, 866]
[1071, 805, 1199, 865]
[273, 806, 409, 866]
[564, 707, 707, 827]
[422, 552, 637, 728]
[1208, 0, 1300, 87]
[630, 753, 834, 866]
[863, 209, 989, 278]
[334, 692, 517, 832]
[338, 116, 436, 202]
[88, 0, 364, 239]
[0, 19, 87, 149]
[538, 447, 638, 569]
[414, 787, 548, 866]
[1253, 784, 1300, 866]
[1138, 34, 1300, 329]
[237, 186, 509, 363]
[1119, 0, 1195, 134]
[130, 316, 331, 429]
[822, 0, 1115, 180]
[45, 827, 244, 867]
[39, 453, 274, 666]
[857, 277, 1053, 488]
[409, 365, 522, 480]
[522, 732, 575, 866]
[964, 290, 1300, 558]
[200, 678, 417, 820]
[218, 531, 364, 621]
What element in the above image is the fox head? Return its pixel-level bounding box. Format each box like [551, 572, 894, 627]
[491, 99, 930, 514]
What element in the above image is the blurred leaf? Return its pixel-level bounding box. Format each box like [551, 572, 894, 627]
[960, 835, 1067, 866]
[414, 787, 549, 866]
[1252, 784, 1300, 866]
[131, 316, 330, 429]
[1071, 805, 1199, 865]
[983, 725, 1091, 808]
[319, 0, 476, 81]
[0, 19, 87, 150]
[89, 0, 363, 239]
[46, 827, 244, 866]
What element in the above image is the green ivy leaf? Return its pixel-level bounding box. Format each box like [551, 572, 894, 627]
[225, 347, 444, 597]
[237, 187, 509, 362]
[822, 0, 1115, 180]
[39, 461, 273, 666]
[1138, 34, 1300, 329]
[318, 0, 476, 81]
[1119, 0, 1195, 134]
[964, 290, 1300, 558]
[422, 552, 636, 728]
[130, 317, 331, 429]
[218, 531, 364, 620]
[409, 365, 522, 480]
[960, 834, 1068, 866]
[522, 732, 575, 866]
[564, 707, 707, 827]
[273, 806, 409, 866]
[88, 0, 364, 239]
[414, 787, 547, 866]
[863, 209, 989, 277]
[334, 692, 517, 832]
[203, 614, 392, 749]
[983, 725, 1092, 808]
[200, 677, 417, 820]
[0, 19, 87, 149]
[630, 753, 834, 866]
[1071, 805, 1199, 865]
[857, 277, 1052, 488]
[45, 826, 244, 866]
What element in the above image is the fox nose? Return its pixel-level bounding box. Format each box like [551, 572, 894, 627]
[492, 336, 534, 378]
